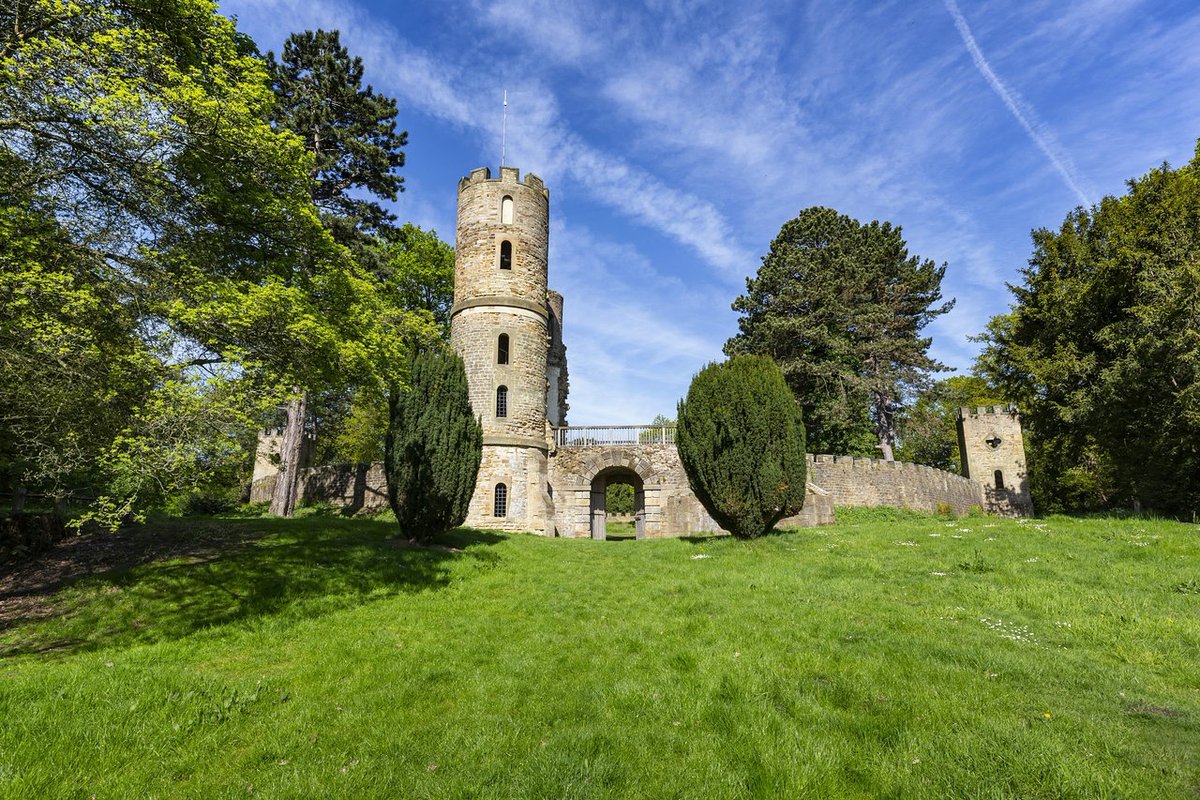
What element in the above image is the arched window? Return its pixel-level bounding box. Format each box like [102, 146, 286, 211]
[497, 333, 510, 364]
[496, 385, 508, 417]
[994, 470, 1005, 490]
[493, 483, 507, 517]
[499, 240, 512, 269]
[501, 195, 514, 225]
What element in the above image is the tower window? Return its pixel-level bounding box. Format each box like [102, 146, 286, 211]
[494, 483, 507, 517]
[496, 385, 508, 417]
[994, 470, 1005, 490]
[500, 240, 512, 269]
[497, 333, 510, 364]
[501, 195, 514, 225]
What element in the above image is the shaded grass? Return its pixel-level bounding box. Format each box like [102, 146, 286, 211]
[1, 510, 1198, 797]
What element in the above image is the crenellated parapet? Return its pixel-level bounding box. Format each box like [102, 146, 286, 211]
[458, 166, 550, 199]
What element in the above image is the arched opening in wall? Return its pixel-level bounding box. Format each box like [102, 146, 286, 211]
[589, 466, 646, 541]
[994, 470, 1005, 490]
[493, 483, 507, 517]
[496, 385, 508, 417]
[497, 333, 509, 364]
[499, 240, 512, 269]
[501, 195, 514, 225]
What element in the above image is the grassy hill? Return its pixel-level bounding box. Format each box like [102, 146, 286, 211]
[1, 509, 1198, 798]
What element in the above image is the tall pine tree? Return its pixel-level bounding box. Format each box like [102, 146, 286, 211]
[726, 207, 953, 459]
[264, 29, 408, 516]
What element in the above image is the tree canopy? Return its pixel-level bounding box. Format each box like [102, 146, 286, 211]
[676, 355, 807, 539]
[0, 4, 428, 525]
[976, 142, 1200, 515]
[725, 207, 953, 459]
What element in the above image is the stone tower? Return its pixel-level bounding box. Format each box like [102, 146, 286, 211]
[450, 166, 565, 534]
[957, 405, 1033, 516]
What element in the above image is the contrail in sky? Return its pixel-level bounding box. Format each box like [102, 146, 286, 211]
[943, 0, 1093, 207]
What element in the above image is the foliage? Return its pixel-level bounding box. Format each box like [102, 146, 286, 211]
[976, 142, 1200, 515]
[0, 2, 425, 526]
[676, 355, 806, 538]
[605, 482, 634, 515]
[638, 414, 675, 444]
[266, 28, 406, 235]
[384, 350, 482, 541]
[726, 207, 953, 458]
[262, 28, 415, 516]
[894, 375, 1004, 471]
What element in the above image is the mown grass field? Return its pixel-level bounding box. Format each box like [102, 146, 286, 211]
[1, 509, 1198, 798]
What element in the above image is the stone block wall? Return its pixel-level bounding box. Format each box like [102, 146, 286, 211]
[807, 454, 984, 515]
[451, 308, 549, 440]
[453, 167, 548, 304]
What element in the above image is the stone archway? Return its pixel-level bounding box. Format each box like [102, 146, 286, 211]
[589, 466, 646, 540]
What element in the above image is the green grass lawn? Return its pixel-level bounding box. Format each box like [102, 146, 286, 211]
[1, 509, 1198, 798]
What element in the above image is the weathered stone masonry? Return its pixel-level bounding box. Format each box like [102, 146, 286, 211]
[251, 166, 1033, 531]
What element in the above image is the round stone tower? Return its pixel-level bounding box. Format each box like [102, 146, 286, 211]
[450, 166, 554, 533]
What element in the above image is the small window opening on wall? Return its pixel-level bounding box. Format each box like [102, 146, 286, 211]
[494, 483, 507, 517]
[500, 240, 512, 269]
[994, 470, 1005, 490]
[501, 196, 514, 224]
[496, 385, 508, 417]
[497, 333, 510, 364]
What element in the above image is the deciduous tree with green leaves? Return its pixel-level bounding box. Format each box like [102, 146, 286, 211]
[676, 355, 806, 539]
[894, 375, 1003, 472]
[725, 207, 953, 459]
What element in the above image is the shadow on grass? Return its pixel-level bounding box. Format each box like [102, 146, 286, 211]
[0, 517, 505, 658]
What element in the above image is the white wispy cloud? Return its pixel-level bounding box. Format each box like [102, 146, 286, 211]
[942, 0, 1093, 207]
[222, 0, 751, 277]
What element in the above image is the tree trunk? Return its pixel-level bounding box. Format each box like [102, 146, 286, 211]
[269, 390, 308, 517]
[11, 484, 27, 513]
[872, 389, 896, 462]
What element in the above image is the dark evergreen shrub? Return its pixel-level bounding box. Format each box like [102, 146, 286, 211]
[676, 355, 806, 539]
[385, 349, 482, 541]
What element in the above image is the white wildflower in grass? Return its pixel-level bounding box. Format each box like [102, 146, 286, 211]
[690, 554, 709, 560]
[928, 533, 943, 537]
[894, 540, 919, 547]
[958, 528, 972, 533]
[1054, 621, 1072, 628]
[1025, 557, 1039, 563]
[929, 571, 947, 576]
[951, 535, 963, 539]
[980, 617, 1037, 644]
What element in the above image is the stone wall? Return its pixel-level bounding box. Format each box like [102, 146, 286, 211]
[453, 167, 549, 305]
[957, 406, 1034, 516]
[547, 444, 835, 538]
[807, 454, 984, 515]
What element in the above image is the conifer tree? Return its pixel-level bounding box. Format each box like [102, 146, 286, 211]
[726, 207, 953, 459]
[675, 355, 806, 539]
[264, 29, 408, 516]
[385, 350, 482, 542]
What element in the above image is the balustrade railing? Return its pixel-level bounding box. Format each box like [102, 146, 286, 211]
[554, 424, 676, 447]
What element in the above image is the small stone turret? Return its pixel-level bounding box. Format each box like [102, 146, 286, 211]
[957, 405, 1033, 516]
[450, 166, 560, 533]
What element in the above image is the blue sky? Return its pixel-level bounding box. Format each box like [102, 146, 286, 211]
[220, 0, 1200, 424]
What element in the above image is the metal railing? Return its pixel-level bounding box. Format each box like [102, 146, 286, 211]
[554, 424, 676, 447]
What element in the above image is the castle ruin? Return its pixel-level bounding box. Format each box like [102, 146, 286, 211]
[251, 166, 1032, 532]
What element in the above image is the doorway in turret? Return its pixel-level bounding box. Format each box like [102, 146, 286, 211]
[589, 467, 645, 540]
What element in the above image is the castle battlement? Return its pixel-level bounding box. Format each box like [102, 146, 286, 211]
[958, 404, 1019, 418]
[458, 166, 549, 198]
